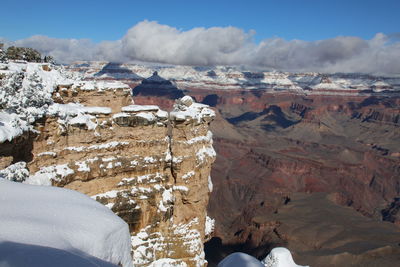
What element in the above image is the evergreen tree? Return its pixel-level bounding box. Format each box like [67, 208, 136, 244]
[6, 46, 42, 62]
[43, 55, 55, 64]
[0, 71, 24, 110]
[0, 43, 7, 63]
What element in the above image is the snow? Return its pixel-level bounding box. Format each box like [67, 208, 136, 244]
[48, 103, 111, 116]
[69, 114, 97, 129]
[112, 112, 130, 119]
[25, 164, 74, 186]
[0, 179, 132, 267]
[170, 96, 215, 123]
[121, 105, 159, 113]
[185, 131, 213, 145]
[73, 61, 400, 93]
[83, 106, 112, 115]
[208, 175, 213, 192]
[76, 80, 130, 91]
[312, 81, 344, 90]
[38, 151, 57, 157]
[0, 62, 75, 142]
[136, 112, 156, 121]
[156, 109, 169, 119]
[219, 248, 308, 267]
[144, 156, 157, 164]
[75, 160, 91, 172]
[64, 141, 129, 152]
[118, 173, 163, 185]
[205, 216, 215, 237]
[0, 112, 30, 143]
[148, 259, 188, 267]
[218, 252, 264, 267]
[262, 247, 309, 267]
[173, 218, 201, 253]
[182, 171, 195, 180]
[196, 145, 217, 165]
[131, 227, 168, 266]
[0, 162, 29, 182]
[173, 185, 189, 192]
[48, 103, 111, 131]
[92, 190, 122, 199]
[162, 188, 174, 204]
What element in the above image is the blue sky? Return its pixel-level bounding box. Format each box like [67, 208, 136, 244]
[1, 0, 399, 43]
[2, 0, 400, 73]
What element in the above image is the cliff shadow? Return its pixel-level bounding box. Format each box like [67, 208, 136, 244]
[132, 71, 184, 99]
[242, 72, 265, 84]
[94, 62, 142, 80]
[227, 105, 299, 131]
[0, 131, 36, 166]
[201, 94, 219, 107]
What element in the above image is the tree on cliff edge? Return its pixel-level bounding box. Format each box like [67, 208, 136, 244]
[0, 43, 7, 63]
[6, 46, 41, 62]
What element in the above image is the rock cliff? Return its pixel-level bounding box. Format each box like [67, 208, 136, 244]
[0, 62, 216, 267]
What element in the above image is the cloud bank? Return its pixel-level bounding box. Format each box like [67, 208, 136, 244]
[3, 20, 400, 74]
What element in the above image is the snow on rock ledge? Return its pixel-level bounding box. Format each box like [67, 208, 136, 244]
[114, 105, 168, 127]
[262, 247, 309, 267]
[0, 179, 133, 267]
[170, 96, 215, 125]
[73, 80, 130, 91]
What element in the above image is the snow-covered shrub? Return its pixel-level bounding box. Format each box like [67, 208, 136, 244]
[0, 71, 24, 110]
[0, 162, 29, 182]
[0, 71, 52, 123]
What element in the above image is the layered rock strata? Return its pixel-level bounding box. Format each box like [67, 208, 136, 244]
[23, 85, 216, 266]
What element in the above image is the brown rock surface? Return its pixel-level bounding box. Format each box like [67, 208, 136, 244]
[10, 85, 215, 266]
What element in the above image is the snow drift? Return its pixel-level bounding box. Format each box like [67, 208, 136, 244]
[0, 179, 133, 267]
[218, 248, 308, 267]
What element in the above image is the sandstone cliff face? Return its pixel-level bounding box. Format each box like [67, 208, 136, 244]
[24, 86, 216, 266]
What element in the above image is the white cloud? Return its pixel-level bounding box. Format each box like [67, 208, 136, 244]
[2, 20, 400, 74]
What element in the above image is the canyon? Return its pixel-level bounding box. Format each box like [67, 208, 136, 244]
[68, 62, 400, 266]
[1, 60, 400, 266]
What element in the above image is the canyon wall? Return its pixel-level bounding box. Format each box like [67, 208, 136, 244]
[0, 75, 216, 266]
[74, 62, 399, 266]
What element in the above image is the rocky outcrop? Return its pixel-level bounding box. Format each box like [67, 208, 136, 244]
[20, 84, 215, 266]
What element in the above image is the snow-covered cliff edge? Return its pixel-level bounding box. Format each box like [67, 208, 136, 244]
[0, 61, 216, 266]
